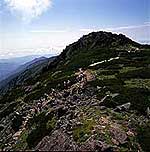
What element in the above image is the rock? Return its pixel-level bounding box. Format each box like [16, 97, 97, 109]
[97, 86, 102, 90]
[110, 126, 127, 144]
[111, 138, 119, 145]
[0, 124, 4, 132]
[127, 130, 134, 136]
[12, 130, 22, 140]
[35, 130, 79, 151]
[76, 122, 83, 126]
[146, 107, 150, 117]
[62, 90, 70, 98]
[80, 137, 112, 151]
[115, 102, 131, 112]
[72, 95, 79, 101]
[11, 114, 23, 132]
[99, 106, 107, 110]
[110, 93, 119, 98]
[99, 116, 109, 126]
[100, 95, 110, 103]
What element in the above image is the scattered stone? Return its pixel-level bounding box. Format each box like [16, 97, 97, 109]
[99, 106, 107, 110]
[0, 124, 4, 132]
[110, 126, 127, 144]
[115, 102, 131, 112]
[35, 130, 79, 151]
[146, 107, 150, 118]
[127, 130, 134, 136]
[110, 93, 119, 98]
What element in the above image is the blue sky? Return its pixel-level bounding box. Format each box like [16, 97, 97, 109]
[0, 0, 149, 58]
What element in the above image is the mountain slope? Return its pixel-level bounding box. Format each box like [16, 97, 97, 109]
[48, 31, 141, 70]
[0, 63, 19, 81]
[0, 56, 56, 95]
[0, 31, 150, 151]
[0, 55, 49, 81]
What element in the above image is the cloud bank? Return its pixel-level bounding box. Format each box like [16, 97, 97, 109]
[4, 0, 52, 21]
[80, 23, 150, 33]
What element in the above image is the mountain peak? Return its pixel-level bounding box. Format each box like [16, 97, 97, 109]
[50, 31, 141, 70]
[72, 31, 140, 49]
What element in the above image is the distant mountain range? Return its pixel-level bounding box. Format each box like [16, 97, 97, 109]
[0, 54, 54, 82]
[0, 55, 56, 94]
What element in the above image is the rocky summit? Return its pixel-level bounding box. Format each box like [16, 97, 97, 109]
[0, 31, 150, 151]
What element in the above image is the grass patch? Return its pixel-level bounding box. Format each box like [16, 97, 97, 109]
[13, 130, 29, 151]
[97, 74, 116, 80]
[26, 112, 56, 148]
[137, 124, 150, 152]
[73, 118, 95, 143]
[119, 67, 142, 74]
[125, 79, 150, 90]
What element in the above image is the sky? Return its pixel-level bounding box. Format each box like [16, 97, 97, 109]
[0, 0, 149, 59]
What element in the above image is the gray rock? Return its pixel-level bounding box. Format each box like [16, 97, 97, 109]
[115, 102, 131, 112]
[110, 127, 127, 144]
[35, 130, 79, 151]
[99, 106, 107, 110]
[146, 107, 150, 118]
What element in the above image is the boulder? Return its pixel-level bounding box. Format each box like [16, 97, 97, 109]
[146, 107, 150, 118]
[80, 137, 113, 151]
[0, 124, 4, 132]
[35, 130, 79, 151]
[115, 102, 131, 112]
[110, 127, 127, 144]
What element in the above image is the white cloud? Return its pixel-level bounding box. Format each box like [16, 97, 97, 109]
[105, 24, 150, 31]
[0, 23, 149, 59]
[80, 23, 150, 33]
[30, 30, 67, 33]
[4, 0, 52, 22]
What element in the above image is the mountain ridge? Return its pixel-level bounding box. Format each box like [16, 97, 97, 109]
[47, 31, 144, 70]
[0, 56, 56, 94]
[0, 55, 54, 82]
[0, 31, 150, 151]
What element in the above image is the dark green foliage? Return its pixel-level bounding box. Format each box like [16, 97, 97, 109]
[26, 111, 56, 148]
[0, 125, 4, 131]
[96, 69, 119, 75]
[24, 73, 76, 102]
[13, 130, 29, 151]
[24, 89, 44, 103]
[117, 67, 150, 80]
[73, 118, 95, 143]
[0, 101, 18, 120]
[11, 114, 23, 132]
[0, 87, 24, 104]
[62, 48, 118, 71]
[104, 87, 150, 114]
[137, 124, 150, 152]
[26, 124, 49, 148]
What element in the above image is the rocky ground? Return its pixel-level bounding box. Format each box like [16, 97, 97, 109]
[0, 31, 150, 151]
[0, 68, 150, 151]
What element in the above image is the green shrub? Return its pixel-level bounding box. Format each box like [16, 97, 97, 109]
[73, 118, 95, 143]
[26, 112, 56, 148]
[13, 130, 29, 151]
[112, 87, 150, 114]
[137, 124, 150, 152]
[118, 67, 150, 80]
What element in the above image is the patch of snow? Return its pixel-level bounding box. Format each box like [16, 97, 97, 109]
[89, 57, 120, 67]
